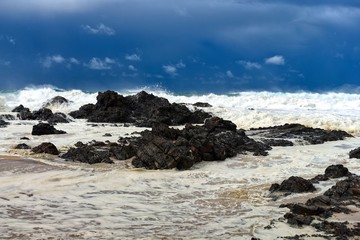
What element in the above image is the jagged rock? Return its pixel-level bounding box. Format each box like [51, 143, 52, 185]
[0, 114, 16, 120]
[270, 176, 316, 193]
[61, 145, 113, 164]
[12, 105, 70, 124]
[261, 138, 294, 147]
[12, 104, 28, 113]
[349, 147, 360, 159]
[69, 90, 211, 126]
[132, 117, 270, 170]
[323, 176, 360, 201]
[48, 112, 70, 124]
[32, 142, 59, 155]
[0, 119, 9, 128]
[14, 143, 31, 150]
[31, 123, 66, 135]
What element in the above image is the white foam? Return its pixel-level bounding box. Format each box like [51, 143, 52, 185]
[2, 86, 360, 133]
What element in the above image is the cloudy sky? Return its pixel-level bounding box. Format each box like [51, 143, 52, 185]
[0, 0, 360, 93]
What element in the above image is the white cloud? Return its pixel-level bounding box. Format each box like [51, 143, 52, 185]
[0, 35, 16, 45]
[85, 57, 118, 70]
[125, 54, 141, 61]
[69, 57, 80, 64]
[163, 65, 178, 77]
[0, 60, 11, 66]
[82, 23, 115, 36]
[226, 70, 234, 78]
[128, 65, 137, 71]
[176, 61, 186, 68]
[265, 55, 285, 65]
[42, 54, 65, 68]
[237, 60, 262, 70]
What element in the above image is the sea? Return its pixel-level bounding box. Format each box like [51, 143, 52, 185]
[0, 86, 360, 239]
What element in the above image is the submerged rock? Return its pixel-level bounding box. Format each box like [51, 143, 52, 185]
[69, 90, 211, 126]
[14, 143, 31, 150]
[32, 142, 59, 155]
[31, 123, 67, 135]
[193, 102, 212, 108]
[43, 96, 70, 107]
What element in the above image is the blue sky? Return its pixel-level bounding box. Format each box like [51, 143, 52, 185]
[0, 0, 360, 93]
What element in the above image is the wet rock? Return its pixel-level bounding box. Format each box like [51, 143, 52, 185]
[20, 137, 30, 140]
[0, 119, 9, 128]
[250, 123, 353, 145]
[14, 143, 31, 150]
[12, 105, 70, 124]
[12, 104, 28, 113]
[109, 145, 135, 160]
[32, 142, 59, 155]
[48, 112, 71, 124]
[284, 212, 314, 226]
[261, 138, 294, 147]
[31, 123, 66, 135]
[43, 96, 70, 107]
[61, 145, 113, 164]
[349, 147, 360, 159]
[103, 133, 112, 137]
[323, 176, 360, 201]
[270, 176, 316, 193]
[0, 114, 16, 120]
[311, 164, 351, 183]
[193, 102, 212, 107]
[132, 117, 270, 170]
[69, 90, 211, 126]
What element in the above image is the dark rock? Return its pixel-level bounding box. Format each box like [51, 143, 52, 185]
[14, 143, 31, 150]
[323, 176, 360, 201]
[43, 96, 70, 107]
[261, 138, 294, 147]
[48, 112, 70, 124]
[31, 123, 66, 135]
[270, 176, 316, 193]
[12, 104, 28, 113]
[250, 123, 353, 145]
[69, 90, 211, 126]
[110, 145, 135, 160]
[0, 119, 9, 128]
[61, 145, 113, 164]
[103, 133, 112, 137]
[32, 108, 54, 121]
[32, 142, 59, 155]
[193, 102, 212, 107]
[349, 147, 360, 159]
[132, 117, 270, 170]
[284, 212, 314, 226]
[0, 114, 16, 120]
[69, 103, 95, 119]
[284, 203, 325, 216]
[20, 137, 30, 140]
[325, 165, 350, 178]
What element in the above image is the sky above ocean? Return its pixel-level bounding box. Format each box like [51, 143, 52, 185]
[0, 0, 360, 93]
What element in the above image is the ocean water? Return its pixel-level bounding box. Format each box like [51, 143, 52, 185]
[0, 86, 360, 239]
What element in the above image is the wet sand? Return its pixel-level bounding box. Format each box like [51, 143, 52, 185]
[0, 156, 59, 174]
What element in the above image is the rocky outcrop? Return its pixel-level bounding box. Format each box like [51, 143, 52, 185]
[61, 144, 113, 164]
[193, 102, 212, 108]
[32, 142, 59, 155]
[270, 165, 360, 239]
[69, 90, 212, 127]
[131, 117, 270, 170]
[249, 123, 353, 145]
[31, 123, 66, 135]
[12, 105, 70, 124]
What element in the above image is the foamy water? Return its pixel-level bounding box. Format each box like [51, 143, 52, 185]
[1, 86, 360, 133]
[1, 86, 360, 239]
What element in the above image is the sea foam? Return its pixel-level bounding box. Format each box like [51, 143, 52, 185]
[1, 86, 360, 133]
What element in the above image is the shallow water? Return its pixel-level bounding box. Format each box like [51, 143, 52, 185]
[1, 118, 359, 239]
